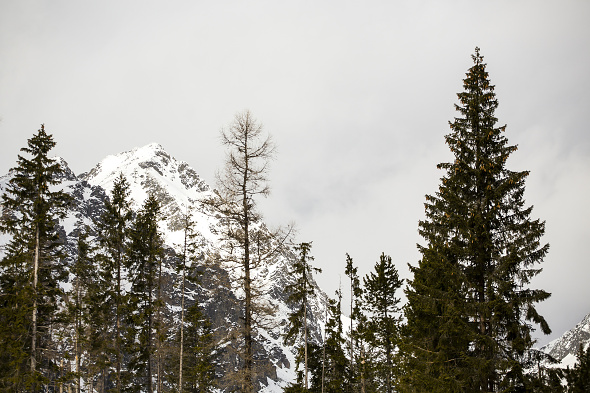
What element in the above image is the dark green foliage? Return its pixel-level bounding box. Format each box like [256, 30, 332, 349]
[283, 242, 321, 391]
[400, 245, 470, 393]
[284, 242, 321, 344]
[507, 349, 565, 392]
[353, 312, 379, 393]
[94, 173, 134, 392]
[362, 253, 403, 393]
[168, 211, 220, 393]
[0, 125, 71, 391]
[321, 289, 351, 393]
[283, 384, 310, 393]
[66, 227, 98, 392]
[305, 343, 323, 393]
[126, 194, 165, 393]
[567, 345, 590, 393]
[401, 48, 551, 392]
[0, 251, 33, 391]
[346, 253, 381, 393]
[181, 301, 218, 393]
[344, 253, 362, 389]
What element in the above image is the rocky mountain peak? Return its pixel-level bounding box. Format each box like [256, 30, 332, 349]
[78, 143, 210, 229]
[81, 143, 207, 191]
[53, 157, 78, 182]
[542, 312, 590, 367]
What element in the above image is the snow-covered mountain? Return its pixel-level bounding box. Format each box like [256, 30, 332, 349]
[542, 313, 590, 369]
[0, 143, 327, 392]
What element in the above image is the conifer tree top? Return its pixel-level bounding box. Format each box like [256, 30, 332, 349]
[402, 48, 550, 392]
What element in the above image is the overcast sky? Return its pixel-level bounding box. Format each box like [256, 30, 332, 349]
[1, 0, 589, 346]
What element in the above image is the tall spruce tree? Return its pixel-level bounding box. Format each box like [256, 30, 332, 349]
[0, 125, 71, 391]
[67, 227, 97, 393]
[171, 210, 219, 393]
[126, 194, 165, 393]
[566, 345, 590, 393]
[181, 300, 218, 393]
[344, 254, 362, 392]
[177, 211, 193, 392]
[362, 253, 402, 393]
[354, 312, 379, 393]
[283, 242, 322, 391]
[95, 173, 133, 392]
[322, 289, 351, 393]
[401, 48, 551, 392]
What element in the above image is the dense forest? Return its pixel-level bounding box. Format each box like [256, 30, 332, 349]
[1, 49, 588, 393]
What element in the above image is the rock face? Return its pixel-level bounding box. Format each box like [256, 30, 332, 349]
[0, 143, 327, 393]
[542, 313, 590, 368]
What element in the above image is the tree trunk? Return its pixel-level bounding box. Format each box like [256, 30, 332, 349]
[59, 358, 64, 393]
[243, 146, 253, 393]
[157, 257, 163, 393]
[116, 247, 122, 393]
[360, 346, 366, 393]
[87, 369, 93, 393]
[179, 220, 187, 392]
[304, 300, 308, 390]
[31, 225, 40, 376]
[321, 301, 327, 393]
[244, 238, 253, 393]
[148, 252, 154, 393]
[102, 367, 106, 393]
[148, 302, 153, 393]
[350, 279, 354, 384]
[76, 279, 81, 393]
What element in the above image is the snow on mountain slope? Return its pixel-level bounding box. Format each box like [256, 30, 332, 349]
[80, 143, 212, 239]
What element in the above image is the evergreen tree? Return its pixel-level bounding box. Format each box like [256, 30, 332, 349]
[362, 253, 402, 393]
[352, 312, 378, 393]
[0, 250, 31, 392]
[283, 242, 322, 391]
[177, 211, 194, 393]
[401, 48, 551, 392]
[95, 173, 133, 392]
[567, 345, 590, 393]
[126, 194, 165, 393]
[67, 227, 98, 393]
[85, 252, 114, 393]
[170, 210, 219, 393]
[344, 254, 363, 390]
[400, 235, 469, 392]
[321, 289, 351, 393]
[514, 349, 565, 392]
[181, 301, 218, 393]
[0, 125, 71, 391]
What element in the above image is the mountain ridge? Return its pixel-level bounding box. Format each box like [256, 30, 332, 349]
[542, 312, 590, 369]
